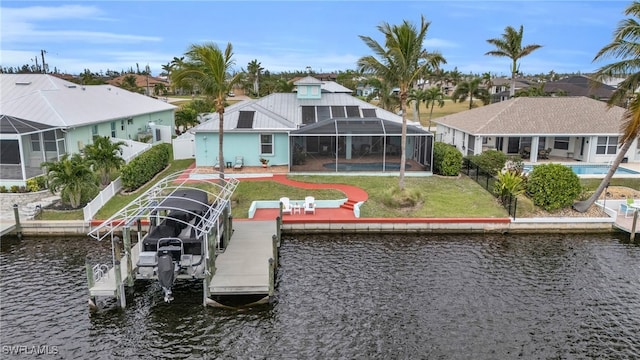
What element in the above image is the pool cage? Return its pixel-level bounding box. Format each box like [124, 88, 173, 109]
[289, 118, 433, 173]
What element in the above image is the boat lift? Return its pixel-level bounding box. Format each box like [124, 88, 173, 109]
[85, 171, 239, 309]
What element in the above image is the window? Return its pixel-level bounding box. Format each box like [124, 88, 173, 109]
[317, 106, 330, 121]
[260, 134, 273, 154]
[345, 106, 360, 118]
[362, 108, 376, 117]
[92, 125, 98, 137]
[121, 119, 125, 131]
[30, 133, 40, 151]
[237, 111, 255, 128]
[111, 122, 116, 137]
[596, 136, 618, 155]
[553, 136, 569, 150]
[331, 106, 345, 118]
[301, 106, 316, 125]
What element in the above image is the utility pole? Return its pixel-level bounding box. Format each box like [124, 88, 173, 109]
[41, 50, 47, 74]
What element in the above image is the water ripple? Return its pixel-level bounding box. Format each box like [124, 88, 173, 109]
[1, 233, 640, 359]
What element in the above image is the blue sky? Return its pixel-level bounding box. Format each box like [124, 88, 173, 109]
[0, 1, 633, 77]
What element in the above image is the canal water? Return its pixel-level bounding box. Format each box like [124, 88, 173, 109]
[1, 232, 640, 359]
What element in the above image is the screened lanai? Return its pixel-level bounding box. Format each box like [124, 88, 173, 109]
[289, 117, 433, 173]
[0, 114, 64, 184]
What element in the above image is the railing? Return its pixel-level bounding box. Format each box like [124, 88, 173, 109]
[83, 177, 123, 221]
[461, 159, 518, 219]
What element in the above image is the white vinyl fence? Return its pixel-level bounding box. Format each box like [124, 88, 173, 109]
[83, 177, 123, 221]
[116, 138, 152, 163]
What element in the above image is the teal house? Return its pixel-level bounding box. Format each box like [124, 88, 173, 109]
[0, 74, 176, 187]
[190, 76, 433, 174]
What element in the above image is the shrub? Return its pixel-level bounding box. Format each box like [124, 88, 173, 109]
[468, 150, 508, 176]
[525, 163, 581, 211]
[433, 142, 463, 176]
[121, 143, 171, 191]
[10, 185, 19, 193]
[0, 186, 6, 193]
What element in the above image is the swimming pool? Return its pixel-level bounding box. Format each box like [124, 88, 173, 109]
[524, 164, 640, 175]
[323, 162, 411, 171]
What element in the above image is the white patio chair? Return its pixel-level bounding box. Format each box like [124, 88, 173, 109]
[304, 196, 316, 214]
[280, 197, 292, 215]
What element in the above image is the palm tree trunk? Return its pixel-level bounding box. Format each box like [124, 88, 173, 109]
[218, 106, 225, 182]
[573, 139, 632, 212]
[510, 70, 516, 98]
[399, 90, 408, 190]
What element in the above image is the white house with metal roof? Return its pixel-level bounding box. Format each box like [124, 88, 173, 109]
[184, 76, 433, 173]
[435, 96, 636, 163]
[0, 74, 176, 187]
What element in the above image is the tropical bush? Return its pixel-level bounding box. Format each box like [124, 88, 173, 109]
[121, 143, 171, 191]
[494, 170, 526, 197]
[41, 153, 98, 208]
[467, 150, 508, 176]
[525, 163, 581, 211]
[433, 142, 463, 176]
[83, 136, 125, 186]
[382, 186, 423, 208]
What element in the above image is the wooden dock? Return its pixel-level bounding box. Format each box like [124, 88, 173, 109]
[0, 221, 16, 237]
[209, 220, 276, 295]
[88, 220, 276, 298]
[89, 241, 141, 297]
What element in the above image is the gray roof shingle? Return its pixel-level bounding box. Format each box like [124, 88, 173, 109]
[436, 96, 626, 136]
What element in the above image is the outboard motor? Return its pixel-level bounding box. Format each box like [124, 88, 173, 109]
[157, 254, 175, 302]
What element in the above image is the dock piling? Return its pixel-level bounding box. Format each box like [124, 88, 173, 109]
[268, 258, 274, 297]
[122, 227, 134, 287]
[631, 210, 638, 242]
[85, 256, 96, 309]
[12, 204, 22, 239]
[114, 260, 126, 308]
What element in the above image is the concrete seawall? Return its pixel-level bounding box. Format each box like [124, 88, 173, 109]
[9, 217, 616, 237]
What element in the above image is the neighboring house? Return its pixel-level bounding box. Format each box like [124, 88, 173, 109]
[0, 74, 176, 187]
[489, 78, 534, 102]
[182, 76, 433, 173]
[542, 75, 615, 101]
[106, 74, 171, 96]
[435, 96, 635, 164]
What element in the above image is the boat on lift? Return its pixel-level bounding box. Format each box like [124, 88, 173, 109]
[87, 172, 239, 304]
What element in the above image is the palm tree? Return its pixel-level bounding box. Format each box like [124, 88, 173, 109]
[246, 59, 264, 96]
[451, 78, 490, 109]
[358, 15, 446, 190]
[41, 154, 98, 209]
[424, 86, 445, 130]
[574, 2, 640, 212]
[82, 136, 125, 186]
[482, 72, 494, 103]
[172, 42, 243, 181]
[485, 25, 542, 98]
[366, 77, 400, 113]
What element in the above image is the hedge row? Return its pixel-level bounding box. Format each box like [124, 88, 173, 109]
[121, 143, 171, 191]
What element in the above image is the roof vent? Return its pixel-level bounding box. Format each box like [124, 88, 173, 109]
[15, 81, 31, 85]
[66, 85, 77, 88]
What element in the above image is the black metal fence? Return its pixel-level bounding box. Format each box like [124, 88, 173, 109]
[461, 159, 518, 219]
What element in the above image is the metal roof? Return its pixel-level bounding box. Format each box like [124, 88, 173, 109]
[0, 74, 176, 128]
[192, 93, 422, 132]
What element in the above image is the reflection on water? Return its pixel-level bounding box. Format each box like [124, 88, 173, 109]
[1, 233, 640, 359]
